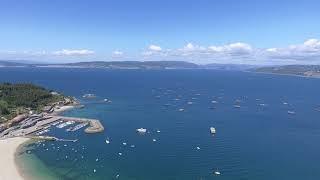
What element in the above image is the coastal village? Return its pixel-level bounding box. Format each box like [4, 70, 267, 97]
[0, 87, 104, 141]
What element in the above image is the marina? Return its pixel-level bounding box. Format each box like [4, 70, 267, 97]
[0, 114, 105, 140]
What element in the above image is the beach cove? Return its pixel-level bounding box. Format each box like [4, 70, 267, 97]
[0, 137, 28, 180]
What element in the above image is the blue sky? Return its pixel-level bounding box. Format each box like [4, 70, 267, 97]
[0, 0, 320, 64]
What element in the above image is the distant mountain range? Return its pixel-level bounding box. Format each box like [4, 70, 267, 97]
[0, 60, 259, 70]
[0, 61, 27, 67]
[201, 63, 260, 71]
[61, 61, 199, 69]
[3, 60, 319, 77]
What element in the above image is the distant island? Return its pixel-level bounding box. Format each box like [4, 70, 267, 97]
[0, 60, 260, 70]
[2, 60, 320, 78]
[254, 65, 320, 78]
[0, 60, 199, 69]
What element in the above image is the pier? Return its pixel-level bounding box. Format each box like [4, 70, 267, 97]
[26, 135, 78, 142]
[85, 120, 104, 133]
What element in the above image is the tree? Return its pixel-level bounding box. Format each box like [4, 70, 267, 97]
[0, 100, 9, 115]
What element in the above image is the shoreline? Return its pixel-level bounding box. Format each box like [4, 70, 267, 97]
[0, 137, 29, 180]
[250, 71, 320, 79]
[0, 104, 77, 180]
[50, 105, 76, 115]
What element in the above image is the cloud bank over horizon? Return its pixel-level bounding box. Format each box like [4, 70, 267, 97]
[1, 39, 320, 65]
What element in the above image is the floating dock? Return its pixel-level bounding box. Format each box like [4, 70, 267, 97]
[53, 116, 104, 133]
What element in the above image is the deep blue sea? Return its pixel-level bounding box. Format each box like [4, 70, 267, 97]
[2, 68, 320, 180]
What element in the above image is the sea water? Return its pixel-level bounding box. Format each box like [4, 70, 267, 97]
[2, 68, 320, 180]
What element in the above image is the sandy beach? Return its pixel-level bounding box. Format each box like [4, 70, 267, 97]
[51, 105, 75, 115]
[0, 137, 29, 180]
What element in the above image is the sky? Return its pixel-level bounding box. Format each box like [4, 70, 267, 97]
[0, 0, 320, 65]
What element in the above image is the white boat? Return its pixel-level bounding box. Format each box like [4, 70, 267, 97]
[103, 98, 112, 103]
[105, 139, 110, 144]
[51, 121, 61, 126]
[178, 108, 185, 112]
[210, 127, 216, 134]
[82, 94, 96, 98]
[152, 139, 157, 142]
[69, 122, 88, 132]
[56, 121, 74, 129]
[211, 100, 218, 104]
[136, 128, 147, 133]
[196, 146, 201, 150]
[56, 122, 68, 128]
[214, 171, 221, 175]
[288, 111, 295, 114]
[233, 105, 241, 108]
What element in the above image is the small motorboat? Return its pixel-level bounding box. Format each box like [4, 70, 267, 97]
[210, 127, 216, 134]
[287, 111, 295, 115]
[233, 105, 241, 108]
[136, 128, 147, 133]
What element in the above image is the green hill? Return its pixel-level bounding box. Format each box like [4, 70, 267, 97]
[0, 83, 64, 121]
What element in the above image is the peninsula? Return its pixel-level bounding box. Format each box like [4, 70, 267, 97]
[254, 65, 320, 78]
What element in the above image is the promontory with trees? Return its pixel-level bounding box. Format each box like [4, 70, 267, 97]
[0, 83, 76, 122]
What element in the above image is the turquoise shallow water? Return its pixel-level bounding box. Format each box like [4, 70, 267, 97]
[2, 68, 320, 180]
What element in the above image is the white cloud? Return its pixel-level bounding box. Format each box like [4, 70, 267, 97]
[180, 43, 206, 51]
[141, 39, 320, 65]
[303, 39, 320, 48]
[2, 39, 320, 65]
[264, 39, 320, 63]
[53, 49, 94, 56]
[141, 45, 163, 57]
[112, 51, 124, 56]
[148, 45, 162, 51]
